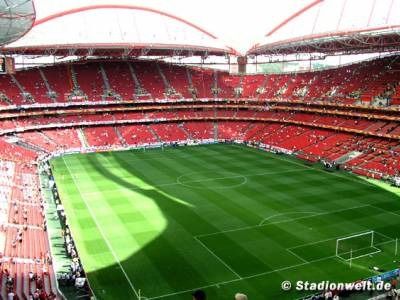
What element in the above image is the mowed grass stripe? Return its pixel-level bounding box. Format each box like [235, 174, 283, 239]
[51, 144, 400, 300]
[197, 204, 400, 275]
[61, 156, 140, 300]
[137, 148, 313, 233]
[104, 149, 242, 292]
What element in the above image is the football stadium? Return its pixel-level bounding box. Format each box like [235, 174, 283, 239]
[1, 0, 400, 299]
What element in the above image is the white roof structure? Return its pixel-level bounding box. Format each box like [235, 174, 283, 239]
[1, 0, 400, 57]
[0, 0, 35, 46]
[249, 0, 400, 55]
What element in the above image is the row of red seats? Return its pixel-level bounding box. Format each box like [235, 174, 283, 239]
[0, 159, 58, 299]
[1, 115, 400, 177]
[1, 261, 57, 300]
[5, 108, 400, 140]
[1, 56, 399, 106]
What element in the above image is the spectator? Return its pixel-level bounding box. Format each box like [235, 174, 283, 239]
[28, 271, 35, 281]
[7, 290, 14, 300]
[192, 289, 206, 300]
[235, 293, 248, 300]
[324, 290, 332, 299]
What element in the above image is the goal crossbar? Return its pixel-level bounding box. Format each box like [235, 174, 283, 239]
[336, 231, 375, 259]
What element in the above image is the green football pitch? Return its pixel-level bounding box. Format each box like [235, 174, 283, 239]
[50, 144, 400, 299]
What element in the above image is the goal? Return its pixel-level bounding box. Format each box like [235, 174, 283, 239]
[335, 231, 381, 261]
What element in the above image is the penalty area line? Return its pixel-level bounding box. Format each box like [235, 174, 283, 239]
[146, 254, 338, 300]
[193, 236, 241, 279]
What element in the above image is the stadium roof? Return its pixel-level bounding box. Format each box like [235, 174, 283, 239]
[249, 0, 400, 55]
[0, 0, 35, 46]
[1, 0, 400, 57]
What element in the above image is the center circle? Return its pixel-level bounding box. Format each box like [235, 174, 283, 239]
[176, 171, 247, 189]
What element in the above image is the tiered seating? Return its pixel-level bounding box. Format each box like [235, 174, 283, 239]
[182, 122, 214, 139]
[258, 125, 307, 147]
[118, 125, 158, 145]
[281, 72, 314, 98]
[0, 138, 38, 163]
[0, 55, 399, 106]
[41, 128, 82, 150]
[74, 63, 104, 101]
[1, 260, 57, 299]
[190, 68, 214, 98]
[159, 64, 192, 98]
[217, 122, 250, 140]
[302, 133, 353, 159]
[216, 72, 235, 98]
[0, 161, 58, 299]
[278, 129, 331, 152]
[240, 75, 266, 98]
[102, 62, 135, 99]
[134, 62, 165, 99]
[5, 227, 48, 259]
[13, 69, 49, 104]
[0, 74, 24, 105]
[41, 65, 71, 103]
[18, 132, 59, 153]
[83, 126, 122, 147]
[113, 112, 145, 121]
[216, 110, 236, 118]
[243, 123, 279, 142]
[0, 161, 15, 207]
[391, 84, 400, 105]
[149, 124, 188, 142]
[196, 110, 216, 118]
[345, 138, 400, 176]
[146, 111, 177, 120]
[340, 119, 372, 130]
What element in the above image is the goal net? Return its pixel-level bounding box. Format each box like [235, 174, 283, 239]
[336, 231, 381, 260]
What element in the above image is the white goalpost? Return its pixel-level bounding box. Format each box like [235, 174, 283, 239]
[335, 231, 381, 261]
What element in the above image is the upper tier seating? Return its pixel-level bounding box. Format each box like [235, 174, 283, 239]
[1, 56, 400, 106]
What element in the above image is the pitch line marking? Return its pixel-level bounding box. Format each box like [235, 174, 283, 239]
[259, 211, 319, 226]
[287, 230, 373, 251]
[81, 168, 312, 195]
[62, 157, 140, 299]
[177, 168, 310, 184]
[175, 169, 309, 189]
[287, 230, 394, 251]
[195, 204, 370, 239]
[232, 144, 378, 188]
[148, 231, 397, 300]
[340, 247, 382, 261]
[177, 172, 247, 189]
[335, 239, 396, 262]
[62, 145, 398, 298]
[368, 204, 400, 222]
[286, 248, 308, 263]
[146, 254, 339, 300]
[193, 236, 241, 279]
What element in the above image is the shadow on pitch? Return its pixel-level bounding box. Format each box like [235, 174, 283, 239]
[82, 149, 231, 300]
[77, 146, 400, 300]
